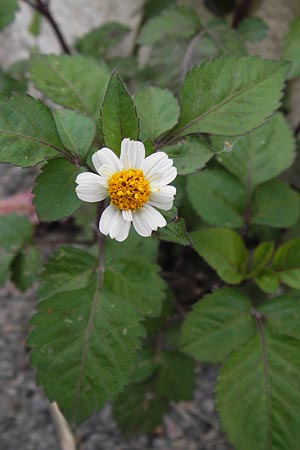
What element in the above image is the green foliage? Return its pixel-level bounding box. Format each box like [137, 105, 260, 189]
[190, 228, 248, 284]
[216, 301, 300, 450]
[75, 22, 130, 59]
[28, 11, 41, 37]
[0, 69, 27, 94]
[0, 214, 33, 285]
[0, 0, 18, 30]
[29, 55, 110, 116]
[180, 288, 255, 363]
[0, 94, 65, 166]
[250, 179, 299, 228]
[143, 0, 176, 19]
[187, 167, 246, 228]
[155, 208, 192, 246]
[272, 239, 300, 289]
[138, 6, 200, 45]
[176, 56, 289, 137]
[215, 113, 295, 191]
[32, 158, 83, 221]
[237, 17, 268, 42]
[283, 18, 300, 79]
[100, 71, 139, 153]
[53, 109, 96, 160]
[164, 137, 213, 175]
[134, 87, 179, 141]
[11, 247, 40, 292]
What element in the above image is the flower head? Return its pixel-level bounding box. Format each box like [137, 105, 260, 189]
[75, 138, 177, 242]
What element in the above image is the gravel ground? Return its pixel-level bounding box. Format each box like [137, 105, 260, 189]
[0, 165, 233, 450]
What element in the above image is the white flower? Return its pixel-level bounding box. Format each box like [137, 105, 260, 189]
[75, 138, 177, 242]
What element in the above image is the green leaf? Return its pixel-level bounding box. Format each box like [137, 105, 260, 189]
[272, 239, 300, 289]
[0, 69, 27, 94]
[216, 329, 300, 450]
[104, 253, 166, 318]
[180, 288, 255, 363]
[11, 246, 40, 292]
[53, 109, 96, 160]
[113, 381, 169, 437]
[134, 87, 179, 141]
[0, 0, 18, 30]
[283, 18, 300, 79]
[138, 6, 200, 45]
[0, 94, 65, 167]
[100, 71, 139, 154]
[155, 207, 192, 246]
[254, 269, 279, 294]
[156, 351, 195, 401]
[0, 214, 33, 285]
[250, 179, 300, 228]
[75, 22, 130, 59]
[214, 113, 295, 190]
[29, 55, 110, 116]
[33, 158, 83, 221]
[187, 167, 245, 228]
[28, 245, 146, 426]
[204, 19, 246, 55]
[144, 0, 176, 19]
[237, 17, 268, 42]
[176, 56, 289, 137]
[164, 137, 214, 175]
[190, 228, 248, 284]
[28, 11, 41, 37]
[251, 241, 275, 274]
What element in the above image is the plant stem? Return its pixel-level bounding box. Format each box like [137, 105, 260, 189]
[22, 0, 72, 55]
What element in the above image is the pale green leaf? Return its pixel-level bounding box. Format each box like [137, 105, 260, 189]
[176, 56, 289, 137]
[134, 87, 179, 140]
[272, 239, 300, 289]
[190, 228, 248, 284]
[33, 158, 83, 221]
[214, 113, 295, 190]
[53, 109, 95, 160]
[283, 18, 300, 79]
[187, 168, 246, 228]
[164, 137, 214, 175]
[217, 330, 300, 450]
[0, 94, 65, 167]
[100, 71, 139, 154]
[0, 0, 18, 30]
[29, 55, 110, 116]
[138, 6, 200, 45]
[250, 179, 300, 228]
[180, 288, 255, 363]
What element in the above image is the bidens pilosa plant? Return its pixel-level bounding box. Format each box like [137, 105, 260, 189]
[1, 1, 300, 449]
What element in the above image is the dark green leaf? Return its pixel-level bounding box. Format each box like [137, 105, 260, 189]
[144, 0, 176, 19]
[155, 208, 192, 246]
[29, 55, 110, 116]
[250, 241, 275, 275]
[138, 6, 200, 45]
[180, 288, 255, 363]
[134, 87, 179, 140]
[100, 71, 139, 153]
[250, 179, 300, 228]
[214, 113, 295, 190]
[259, 294, 300, 339]
[53, 109, 96, 160]
[187, 168, 245, 228]
[190, 228, 248, 284]
[0, 94, 65, 167]
[11, 246, 40, 292]
[33, 158, 83, 221]
[75, 22, 130, 59]
[283, 18, 300, 79]
[254, 269, 279, 294]
[176, 56, 289, 137]
[0, 0, 18, 30]
[0, 70, 27, 94]
[164, 137, 214, 175]
[237, 17, 268, 42]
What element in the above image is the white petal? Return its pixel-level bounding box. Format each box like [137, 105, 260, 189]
[92, 148, 121, 174]
[132, 204, 166, 237]
[99, 205, 131, 242]
[148, 186, 176, 210]
[141, 152, 169, 177]
[120, 138, 145, 170]
[75, 173, 108, 202]
[149, 166, 177, 187]
[122, 210, 133, 222]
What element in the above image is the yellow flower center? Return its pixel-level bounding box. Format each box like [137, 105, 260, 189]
[108, 169, 150, 211]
